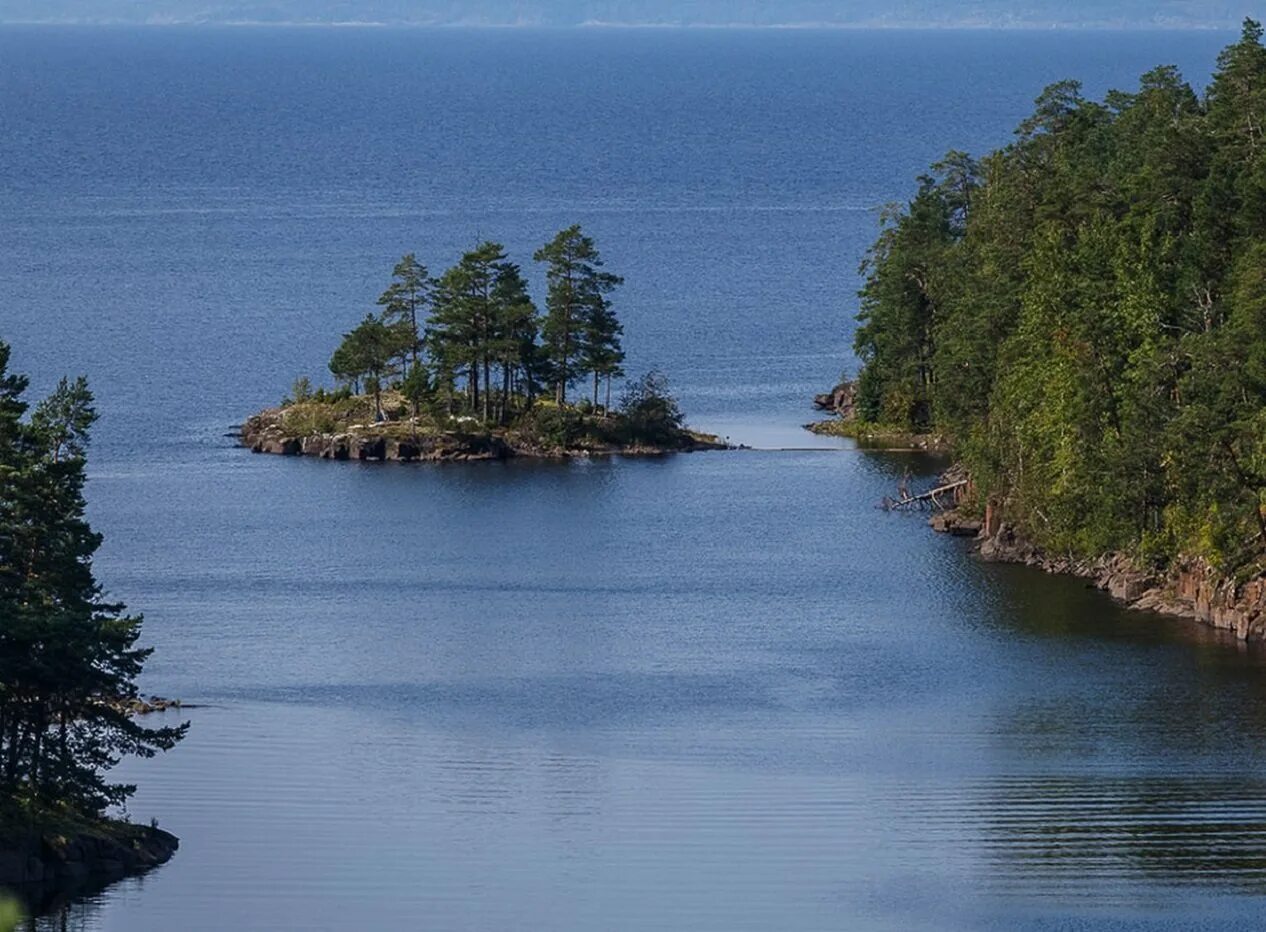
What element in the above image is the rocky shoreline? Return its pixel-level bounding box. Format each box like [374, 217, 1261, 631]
[0, 820, 178, 911]
[931, 509, 1266, 643]
[806, 380, 1266, 643]
[241, 410, 730, 463]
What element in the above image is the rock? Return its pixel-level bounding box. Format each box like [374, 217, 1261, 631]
[0, 823, 179, 894]
[301, 436, 328, 456]
[929, 511, 983, 537]
[970, 517, 1266, 642]
[356, 438, 386, 461]
[813, 381, 858, 420]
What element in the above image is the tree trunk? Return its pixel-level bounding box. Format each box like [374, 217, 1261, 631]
[557, 318, 570, 406]
[410, 301, 419, 373]
[501, 364, 512, 424]
[483, 356, 491, 422]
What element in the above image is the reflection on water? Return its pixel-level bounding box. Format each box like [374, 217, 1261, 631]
[976, 776, 1266, 894]
[15, 449, 1266, 931]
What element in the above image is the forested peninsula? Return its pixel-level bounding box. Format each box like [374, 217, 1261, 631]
[829, 21, 1266, 639]
[244, 226, 726, 461]
[0, 344, 186, 919]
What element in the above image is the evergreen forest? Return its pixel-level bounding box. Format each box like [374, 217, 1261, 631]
[851, 20, 1266, 574]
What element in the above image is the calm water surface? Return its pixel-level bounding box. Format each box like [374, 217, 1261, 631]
[2, 25, 1264, 931]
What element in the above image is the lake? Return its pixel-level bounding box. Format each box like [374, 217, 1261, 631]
[4, 24, 1266, 931]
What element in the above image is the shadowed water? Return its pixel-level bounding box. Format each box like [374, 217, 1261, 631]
[2, 24, 1264, 931]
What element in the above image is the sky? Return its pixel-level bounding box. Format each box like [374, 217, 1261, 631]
[0, 0, 1257, 27]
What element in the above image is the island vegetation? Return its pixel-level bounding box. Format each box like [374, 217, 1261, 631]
[829, 22, 1266, 633]
[244, 225, 726, 460]
[0, 342, 185, 912]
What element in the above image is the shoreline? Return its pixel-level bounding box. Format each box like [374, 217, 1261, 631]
[240, 412, 734, 463]
[241, 408, 732, 463]
[0, 818, 178, 915]
[807, 384, 1266, 643]
[931, 509, 1266, 643]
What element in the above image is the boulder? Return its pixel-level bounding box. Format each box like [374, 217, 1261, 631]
[812, 381, 859, 420]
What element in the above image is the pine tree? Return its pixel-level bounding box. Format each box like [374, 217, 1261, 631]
[427, 242, 506, 422]
[488, 261, 539, 423]
[329, 314, 397, 420]
[581, 296, 624, 411]
[534, 226, 623, 406]
[0, 348, 185, 814]
[377, 254, 430, 376]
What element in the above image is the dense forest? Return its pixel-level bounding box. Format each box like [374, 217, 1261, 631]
[852, 20, 1266, 574]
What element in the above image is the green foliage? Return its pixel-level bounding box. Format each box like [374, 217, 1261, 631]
[0, 897, 19, 932]
[0, 343, 186, 817]
[376, 253, 430, 374]
[323, 226, 630, 429]
[522, 405, 586, 449]
[287, 375, 313, 406]
[296, 228, 699, 451]
[851, 21, 1266, 571]
[534, 225, 624, 406]
[617, 370, 684, 445]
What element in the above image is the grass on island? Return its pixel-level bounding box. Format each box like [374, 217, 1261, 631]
[805, 417, 945, 450]
[257, 378, 720, 455]
[0, 797, 157, 848]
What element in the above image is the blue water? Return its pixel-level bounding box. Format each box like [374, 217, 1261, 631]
[3, 25, 1263, 931]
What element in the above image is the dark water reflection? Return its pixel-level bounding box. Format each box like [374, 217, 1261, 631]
[11, 446, 1263, 931]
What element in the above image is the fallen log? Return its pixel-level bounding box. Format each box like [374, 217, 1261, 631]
[882, 479, 968, 512]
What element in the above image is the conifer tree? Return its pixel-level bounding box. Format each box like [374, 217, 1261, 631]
[534, 226, 623, 406]
[329, 314, 396, 420]
[581, 297, 624, 411]
[847, 20, 1266, 567]
[377, 254, 430, 375]
[428, 242, 506, 422]
[0, 346, 185, 814]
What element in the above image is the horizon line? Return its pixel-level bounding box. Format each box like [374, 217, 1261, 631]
[0, 18, 1246, 31]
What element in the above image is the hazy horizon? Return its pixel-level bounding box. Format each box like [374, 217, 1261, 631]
[0, 1, 1256, 28]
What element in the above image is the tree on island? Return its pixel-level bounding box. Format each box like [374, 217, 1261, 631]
[488, 260, 540, 423]
[298, 225, 692, 449]
[377, 253, 430, 376]
[329, 313, 400, 420]
[581, 288, 625, 411]
[0, 343, 185, 816]
[617, 370, 683, 445]
[534, 225, 624, 406]
[428, 241, 509, 423]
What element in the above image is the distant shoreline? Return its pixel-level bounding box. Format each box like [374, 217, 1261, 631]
[0, 21, 1242, 32]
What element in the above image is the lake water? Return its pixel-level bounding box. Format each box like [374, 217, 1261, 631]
[3, 24, 1265, 931]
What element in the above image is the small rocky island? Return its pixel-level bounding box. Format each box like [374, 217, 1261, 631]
[245, 227, 728, 464]
[242, 380, 727, 463]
